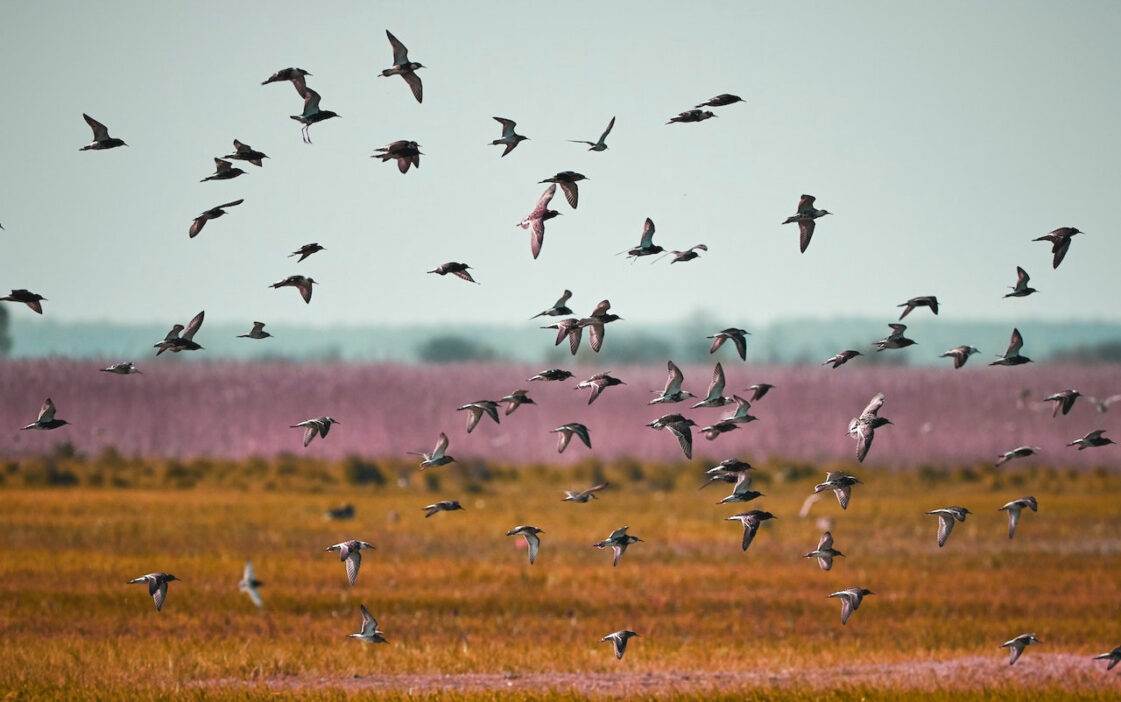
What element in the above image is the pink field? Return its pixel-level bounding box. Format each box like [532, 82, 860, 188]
[1, 359, 1119, 468]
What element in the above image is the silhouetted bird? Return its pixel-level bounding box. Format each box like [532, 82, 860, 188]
[238, 561, 264, 608]
[926, 506, 971, 547]
[667, 109, 716, 124]
[823, 350, 861, 368]
[379, 30, 424, 103]
[490, 117, 527, 157]
[518, 184, 560, 259]
[127, 573, 179, 611]
[1044, 389, 1081, 417]
[600, 630, 639, 659]
[80, 114, 127, 150]
[552, 423, 591, 453]
[423, 500, 463, 518]
[668, 244, 708, 263]
[1001, 633, 1040, 666]
[0, 289, 46, 314]
[1068, 429, 1114, 450]
[224, 139, 268, 167]
[577, 372, 625, 405]
[506, 525, 544, 564]
[539, 172, 586, 209]
[847, 393, 891, 463]
[829, 587, 873, 625]
[238, 322, 271, 340]
[782, 194, 831, 253]
[291, 84, 340, 144]
[270, 275, 317, 303]
[456, 401, 500, 433]
[427, 262, 476, 283]
[707, 328, 750, 361]
[189, 199, 243, 238]
[650, 361, 695, 405]
[989, 328, 1032, 366]
[998, 496, 1038, 538]
[897, 296, 938, 320]
[563, 483, 608, 503]
[324, 540, 374, 586]
[815, 471, 863, 510]
[995, 446, 1040, 466]
[154, 311, 205, 355]
[100, 362, 141, 375]
[695, 93, 744, 108]
[804, 531, 844, 571]
[529, 368, 573, 382]
[940, 345, 980, 369]
[409, 432, 455, 469]
[21, 398, 69, 430]
[569, 116, 615, 151]
[593, 526, 642, 566]
[873, 323, 916, 351]
[499, 389, 535, 416]
[531, 290, 573, 319]
[725, 510, 776, 552]
[1004, 266, 1038, 297]
[1033, 227, 1082, 269]
[200, 158, 246, 182]
[579, 300, 622, 353]
[348, 604, 388, 643]
[625, 218, 663, 259]
[372, 140, 422, 173]
[289, 243, 325, 262]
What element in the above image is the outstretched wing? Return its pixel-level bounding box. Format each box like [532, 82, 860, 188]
[639, 218, 656, 247]
[385, 30, 410, 65]
[181, 311, 205, 341]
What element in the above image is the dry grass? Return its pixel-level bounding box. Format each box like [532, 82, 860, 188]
[0, 466, 1119, 700]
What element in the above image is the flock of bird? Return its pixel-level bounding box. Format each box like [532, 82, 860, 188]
[4, 26, 1119, 676]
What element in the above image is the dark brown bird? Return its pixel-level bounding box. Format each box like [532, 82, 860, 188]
[200, 158, 246, 182]
[270, 275, 317, 303]
[822, 350, 861, 368]
[576, 372, 625, 405]
[667, 109, 716, 124]
[695, 94, 744, 108]
[0, 289, 47, 314]
[539, 172, 586, 209]
[1033, 227, 1082, 269]
[189, 199, 244, 238]
[897, 296, 939, 320]
[782, 194, 831, 253]
[223, 140, 268, 167]
[427, 262, 477, 284]
[578, 300, 622, 353]
[989, 328, 1032, 366]
[372, 140, 422, 174]
[289, 243, 325, 262]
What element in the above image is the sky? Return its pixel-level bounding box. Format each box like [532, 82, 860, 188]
[2, 1, 1120, 330]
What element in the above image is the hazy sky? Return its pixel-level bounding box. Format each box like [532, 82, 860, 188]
[2, 1, 1120, 329]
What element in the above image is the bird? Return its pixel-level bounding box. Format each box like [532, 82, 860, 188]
[200, 158, 246, 182]
[189, 199, 244, 238]
[701, 458, 754, 489]
[372, 140, 422, 174]
[926, 506, 971, 547]
[127, 573, 180, 611]
[528, 368, 573, 382]
[1092, 646, 1121, 671]
[667, 109, 716, 124]
[324, 504, 355, 521]
[1004, 266, 1038, 298]
[1044, 389, 1081, 417]
[989, 328, 1032, 366]
[541, 318, 583, 356]
[725, 510, 776, 552]
[506, 526, 544, 564]
[998, 496, 1038, 539]
[563, 483, 608, 503]
[745, 383, 775, 402]
[667, 244, 708, 263]
[261, 67, 310, 85]
[324, 540, 374, 586]
[600, 630, 639, 660]
[695, 93, 744, 108]
[348, 604, 388, 643]
[427, 262, 477, 284]
[782, 194, 831, 253]
[518, 184, 560, 259]
[578, 300, 622, 353]
[650, 361, 695, 405]
[647, 414, 697, 458]
[897, 296, 939, 320]
[939, 345, 980, 369]
[691, 363, 733, 409]
[237, 322, 271, 340]
[423, 500, 463, 518]
[456, 401, 501, 433]
[100, 362, 141, 375]
[1001, 633, 1040, 666]
[577, 372, 625, 405]
[873, 323, 916, 351]
[823, 350, 861, 368]
[593, 526, 642, 566]
[1033, 227, 1082, 269]
[552, 423, 591, 453]
[153, 311, 205, 355]
[624, 218, 663, 259]
[707, 328, 751, 361]
[531, 290, 573, 319]
[539, 172, 586, 209]
[815, 471, 863, 510]
[223, 139, 268, 167]
[291, 417, 339, 447]
[499, 389, 535, 416]
[0, 289, 47, 314]
[79, 114, 127, 150]
[490, 117, 527, 156]
[829, 587, 873, 625]
[409, 432, 455, 469]
[270, 275, 317, 303]
[238, 561, 264, 608]
[847, 393, 891, 463]
[289, 243, 325, 262]
[995, 446, 1040, 466]
[804, 531, 844, 571]
[715, 471, 764, 504]
[701, 395, 759, 439]
[1068, 429, 1114, 450]
[290, 84, 340, 144]
[569, 116, 615, 151]
[21, 398, 69, 430]
[379, 30, 424, 103]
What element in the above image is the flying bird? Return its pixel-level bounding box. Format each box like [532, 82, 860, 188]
[569, 116, 615, 151]
[528, 368, 573, 382]
[725, 510, 776, 552]
[897, 296, 938, 320]
[290, 84, 340, 144]
[1043, 389, 1081, 417]
[127, 572, 180, 611]
[692, 363, 733, 409]
[940, 345, 980, 369]
[649, 360, 695, 405]
[647, 413, 697, 458]
[1067, 429, 1114, 450]
[372, 140, 422, 173]
[707, 328, 750, 361]
[600, 630, 639, 660]
[745, 384, 775, 402]
[926, 506, 971, 547]
[995, 446, 1040, 466]
[518, 184, 560, 259]
[667, 244, 708, 263]
[563, 483, 608, 503]
[1033, 227, 1082, 269]
[238, 561, 264, 608]
[456, 401, 500, 433]
[189, 199, 243, 238]
[531, 290, 573, 319]
[667, 109, 716, 124]
[541, 318, 583, 356]
[539, 172, 586, 209]
[578, 300, 622, 353]
[847, 393, 891, 463]
[624, 218, 663, 259]
[695, 93, 744, 108]
[1087, 394, 1121, 413]
[153, 310, 205, 355]
[423, 500, 463, 518]
[289, 242, 325, 262]
[427, 262, 477, 284]
[79, 114, 127, 150]
[379, 30, 424, 103]
[270, 275, 318, 303]
[100, 362, 141, 375]
[0, 289, 47, 314]
[829, 587, 873, 625]
[499, 389, 535, 416]
[873, 323, 916, 351]
[490, 117, 528, 157]
[823, 350, 861, 368]
[1001, 633, 1040, 666]
[200, 157, 246, 182]
[291, 416, 339, 447]
[324, 540, 374, 586]
[815, 471, 863, 510]
[223, 139, 268, 167]
[989, 328, 1032, 366]
[804, 531, 844, 571]
[348, 604, 388, 644]
[409, 432, 455, 469]
[715, 470, 763, 504]
[1092, 646, 1121, 671]
[261, 67, 310, 85]
[998, 496, 1038, 539]
[1004, 266, 1038, 298]
[551, 423, 591, 453]
[505, 526, 544, 565]
[21, 397, 69, 431]
[577, 372, 625, 405]
[237, 322, 271, 340]
[593, 526, 642, 566]
[782, 194, 831, 253]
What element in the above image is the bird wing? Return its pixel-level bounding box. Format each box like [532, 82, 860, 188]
[558, 181, 578, 209]
[798, 220, 816, 253]
[586, 321, 604, 352]
[834, 485, 853, 510]
[935, 513, 954, 547]
[555, 290, 572, 307]
[302, 88, 323, 116]
[796, 194, 816, 213]
[818, 531, 834, 550]
[151, 581, 168, 611]
[462, 406, 484, 433]
[572, 424, 591, 448]
[345, 552, 361, 585]
[612, 635, 626, 659]
[385, 30, 410, 65]
[837, 593, 855, 624]
[182, 310, 205, 341]
[600, 116, 615, 142]
[219, 199, 244, 210]
[740, 521, 758, 551]
[83, 113, 109, 141]
[532, 183, 556, 217]
[709, 335, 727, 354]
[494, 117, 517, 135]
[861, 393, 886, 419]
[400, 71, 423, 103]
[706, 363, 726, 399]
[434, 432, 449, 457]
[590, 299, 611, 317]
[38, 398, 56, 423]
[731, 332, 747, 361]
[667, 422, 694, 459]
[639, 218, 656, 247]
[1004, 506, 1021, 538]
[301, 424, 319, 447]
[607, 526, 629, 541]
[556, 428, 573, 453]
[1006, 328, 1024, 357]
[611, 544, 625, 567]
[854, 424, 874, 463]
[1015, 266, 1030, 287]
[1052, 237, 1071, 268]
[214, 158, 232, 174]
[525, 532, 540, 564]
[665, 361, 685, 394]
[298, 280, 315, 302]
[360, 604, 378, 635]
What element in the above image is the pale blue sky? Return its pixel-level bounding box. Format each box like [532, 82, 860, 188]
[2, 1, 1119, 328]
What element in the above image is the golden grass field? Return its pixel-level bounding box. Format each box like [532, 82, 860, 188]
[1, 459, 1120, 700]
